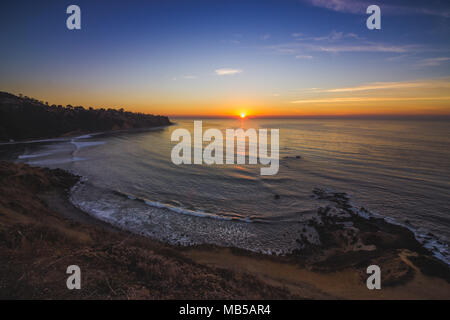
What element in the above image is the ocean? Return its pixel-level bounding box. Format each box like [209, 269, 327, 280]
[2, 118, 450, 260]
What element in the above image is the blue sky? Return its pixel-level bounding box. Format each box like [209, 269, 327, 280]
[1, 0, 450, 116]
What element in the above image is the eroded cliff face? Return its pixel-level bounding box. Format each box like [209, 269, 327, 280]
[0, 92, 171, 141]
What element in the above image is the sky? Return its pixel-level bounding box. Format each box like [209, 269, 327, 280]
[1, 0, 450, 117]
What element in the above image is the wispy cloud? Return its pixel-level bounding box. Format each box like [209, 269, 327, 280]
[417, 57, 450, 67]
[291, 96, 450, 104]
[301, 0, 450, 18]
[222, 34, 243, 45]
[386, 54, 412, 62]
[305, 78, 450, 93]
[307, 43, 414, 53]
[221, 39, 241, 45]
[291, 78, 450, 104]
[302, 0, 369, 14]
[270, 42, 416, 54]
[295, 55, 313, 59]
[215, 68, 243, 76]
[292, 32, 304, 38]
[172, 75, 197, 80]
[261, 34, 271, 40]
[313, 80, 442, 93]
[268, 29, 419, 57]
[296, 30, 362, 42]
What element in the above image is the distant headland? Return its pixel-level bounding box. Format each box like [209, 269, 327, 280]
[0, 92, 171, 142]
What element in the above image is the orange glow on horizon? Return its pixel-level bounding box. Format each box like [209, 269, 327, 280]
[7, 79, 450, 118]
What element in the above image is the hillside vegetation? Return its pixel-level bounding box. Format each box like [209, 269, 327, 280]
[0, 92, 171, 141]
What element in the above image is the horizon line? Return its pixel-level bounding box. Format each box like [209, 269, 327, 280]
[169, 114, 450, 120]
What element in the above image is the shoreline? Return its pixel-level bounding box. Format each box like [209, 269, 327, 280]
[0, 124, 173, 146]
[0, 161, 449, 299]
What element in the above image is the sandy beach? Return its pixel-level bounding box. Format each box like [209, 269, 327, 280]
[1, 161, 449, 299]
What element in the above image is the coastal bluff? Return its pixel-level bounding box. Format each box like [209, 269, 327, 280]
[0, 161, 295, 299]
[0, 92, 171, 141]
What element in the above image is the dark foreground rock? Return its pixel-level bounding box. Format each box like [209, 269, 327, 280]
[289, 188, 450, 286]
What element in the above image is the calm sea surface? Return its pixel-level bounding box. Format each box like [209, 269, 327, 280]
[3, 118, 450, 258]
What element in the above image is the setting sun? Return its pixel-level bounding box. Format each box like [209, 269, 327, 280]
[240, 113, 246, 118]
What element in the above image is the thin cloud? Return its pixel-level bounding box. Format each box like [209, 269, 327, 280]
[172, 75, 197, 80]
[221, 39, 241, 45]
[268, 40, 418, 56]
[292, 30, 363, 42]
[316, 81, 431, 93]
[417, 57, 450, 67]
[268, 29, 414, 57]
[291, 96, 450, 104]
[308, 79, 450, 93]
[301, 0, 450, 18]
[312, 31, 362, 42]
[302, 0, 369, 14]
[295, 55, 313, 59]
[307, 43, 413, 53]
[215, 68, 243, 76]
[386, 54, 412, 62]
[291, 78, 450, 104]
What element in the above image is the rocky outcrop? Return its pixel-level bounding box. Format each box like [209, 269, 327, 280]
[291, 188, 450, 285]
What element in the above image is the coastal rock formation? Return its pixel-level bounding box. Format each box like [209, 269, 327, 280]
[293, 188, 450, 286]
[0, 92, 171, 141]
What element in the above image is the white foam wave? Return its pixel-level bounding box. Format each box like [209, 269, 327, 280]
[71, 141, 105, 150]
[112, 189, 253, 223]
[28, 157, 86, 165]
[0, 137, 69, 145]
[142, 199, 242, 221]
[18, 152, 53, 159]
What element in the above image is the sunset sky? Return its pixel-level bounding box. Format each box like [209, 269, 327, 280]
[1, 0, 450, 116]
